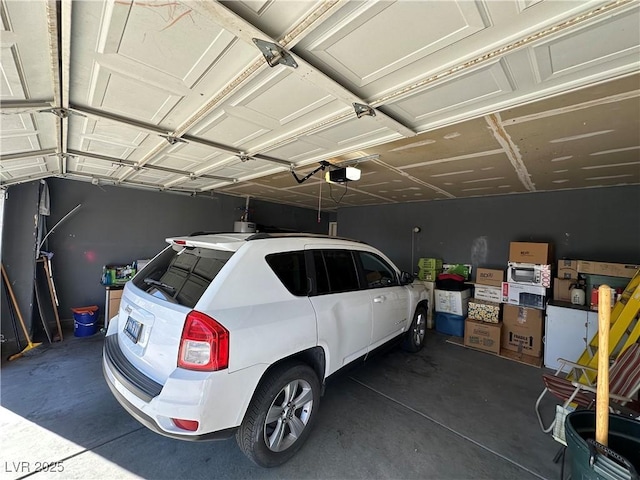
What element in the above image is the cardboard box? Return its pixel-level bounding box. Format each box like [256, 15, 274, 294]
[553, 278, 574, 302]
[468, 298, 501, 323]
[507, 262, 552, 288]
[464, 318, 502, 354]
[475, 268, 504, 287]
[502, 282, 547, 310]
[557, 260, 579, 279]
[501, 304, 544, 357]
[473, 284, 502, 303]
[434, 288, 471, 316]
[509, 242, 552, 264]
[577, 260, 639, 279]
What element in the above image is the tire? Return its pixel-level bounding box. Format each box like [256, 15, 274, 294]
[236, 362, 321, 467]
[402, 305, 427, 352]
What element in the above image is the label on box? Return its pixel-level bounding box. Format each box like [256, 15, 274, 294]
[557, 260, 578, 279]
[502, 282, 547, 310]
[473, 284, 502, 303]
[434, 289, 471, 316]
[464, 318, 501, 355]
[475, 268, 504, 287]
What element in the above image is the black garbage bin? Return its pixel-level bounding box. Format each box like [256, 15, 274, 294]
[565, 410, 640, 480]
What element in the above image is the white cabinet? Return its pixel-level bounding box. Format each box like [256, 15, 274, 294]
[544, 304, 598, 371]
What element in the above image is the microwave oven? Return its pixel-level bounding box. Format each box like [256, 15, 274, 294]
[506, 262, 551, 287]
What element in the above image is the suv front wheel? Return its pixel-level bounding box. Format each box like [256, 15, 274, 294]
[237, 361, 321, 467]
[402, 305, 427, 352]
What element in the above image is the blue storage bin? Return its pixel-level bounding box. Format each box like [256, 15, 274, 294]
[435, 312, 465, 337]
[72, 305, 99, 337]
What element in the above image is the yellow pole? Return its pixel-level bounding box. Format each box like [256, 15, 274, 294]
[596, 285, 611, 446]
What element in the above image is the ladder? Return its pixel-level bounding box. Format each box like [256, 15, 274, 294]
[569, 269, 640, 384]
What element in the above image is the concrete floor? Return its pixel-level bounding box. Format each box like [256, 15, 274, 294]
[1, 327, 565, 480]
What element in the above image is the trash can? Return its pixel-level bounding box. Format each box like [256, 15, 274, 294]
[565, 410, 640, 480]
[72, 305, 99, 337]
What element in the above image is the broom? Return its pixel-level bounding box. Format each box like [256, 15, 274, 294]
[2, 263, 43, 360]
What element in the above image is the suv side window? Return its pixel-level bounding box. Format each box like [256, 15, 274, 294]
[266, 251, 308, 296]
[358, 251, 399, 288]
[314, 249, 360, 294]
[312, 251, 330, 295]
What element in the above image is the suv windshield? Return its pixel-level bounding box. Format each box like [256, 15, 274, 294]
[132, 245, 233, 308]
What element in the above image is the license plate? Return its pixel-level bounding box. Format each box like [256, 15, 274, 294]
[124, 317, 143, 343]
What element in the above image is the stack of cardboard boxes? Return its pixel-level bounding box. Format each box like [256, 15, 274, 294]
[463, 242, 551, 362]
[553, 260, 579, 302]
[501, 242, 552, 360]
[464, 269, 503, 354]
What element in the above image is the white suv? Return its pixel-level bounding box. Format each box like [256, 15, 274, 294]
[103, 232, 429, 467]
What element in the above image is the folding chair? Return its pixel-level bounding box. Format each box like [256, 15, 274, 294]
[535, 342, 640, 434]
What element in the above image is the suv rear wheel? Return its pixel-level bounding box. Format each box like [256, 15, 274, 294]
[237, 361, 320, 467]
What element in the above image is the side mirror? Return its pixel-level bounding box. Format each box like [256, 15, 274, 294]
[400, 271, 414, 285]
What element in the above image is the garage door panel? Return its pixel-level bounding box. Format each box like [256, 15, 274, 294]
[68, 156, 123, 178]
[192, 67, 348, 152]
[68, 115, 149, 159]
[301, 0, 487, 88]
[150, 145, 227, 173]
[0, 156, 55, 180]
[384, 59, 515, 130]
[0, 45, 26, 100]
[533, 10, 640, 82]
[261, 138, 325, 163]
[1, 1, 53, 101]
[90, 67, 183, 124]
[220, 0, 327, 41]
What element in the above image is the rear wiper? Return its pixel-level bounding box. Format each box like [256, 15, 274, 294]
[144, 277, 176, 293]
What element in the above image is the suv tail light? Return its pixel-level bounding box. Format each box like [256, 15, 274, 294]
[178, 311, 229, 371]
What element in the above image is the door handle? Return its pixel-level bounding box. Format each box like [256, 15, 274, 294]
[374, 295, 386, 303]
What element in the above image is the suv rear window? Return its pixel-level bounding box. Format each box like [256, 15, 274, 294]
[132, 245, 233, 308]
[266, 251, 308, 296]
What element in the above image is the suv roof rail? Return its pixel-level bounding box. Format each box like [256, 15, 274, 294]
[246, 232, 367, 244]
[188, 230, 224, 237]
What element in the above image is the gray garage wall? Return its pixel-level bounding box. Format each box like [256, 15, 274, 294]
[1, 178, 334, 344]
[336, 185, 640, 275]
[1, 182, 40, 349]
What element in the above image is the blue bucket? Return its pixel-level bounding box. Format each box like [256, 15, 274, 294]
[72, 306, 99, 337]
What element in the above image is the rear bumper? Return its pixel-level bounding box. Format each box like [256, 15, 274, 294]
[102, 333, 267, 439]
[102, 361, 236, 441]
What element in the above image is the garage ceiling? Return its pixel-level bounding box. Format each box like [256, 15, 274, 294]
[1, 0, 639, 211]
